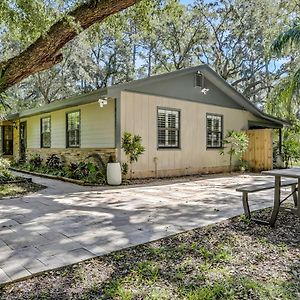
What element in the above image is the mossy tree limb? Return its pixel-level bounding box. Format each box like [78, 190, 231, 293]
[0, 0, 140, 94]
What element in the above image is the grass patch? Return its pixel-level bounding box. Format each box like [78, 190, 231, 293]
[0, 182, 44, 199]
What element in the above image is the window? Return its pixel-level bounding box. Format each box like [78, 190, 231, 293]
[3, 126, 13, 155]
[157, 108, 180, 148]
[2, 126, 13, 155]
[207, 114, 223, 148]
[41, 117, 51, 148]
[66, 111, 80, 147]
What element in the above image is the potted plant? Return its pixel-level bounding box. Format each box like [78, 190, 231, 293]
[106, 155, 122, 185]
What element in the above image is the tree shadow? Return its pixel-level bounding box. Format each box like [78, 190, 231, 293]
[0, 171, 298, 295]
[0, 202, 299, 299]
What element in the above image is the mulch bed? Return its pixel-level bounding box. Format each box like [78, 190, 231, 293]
[10, 167, 97, 186]
[0, 177, 32, 185]
[0, 207, 299, 299]
[0, 181, 45, 199]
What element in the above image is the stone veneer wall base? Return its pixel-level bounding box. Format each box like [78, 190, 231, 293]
[25, 148, 116, 165]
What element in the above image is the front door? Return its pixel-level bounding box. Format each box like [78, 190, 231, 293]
[20, 122, 27, 161]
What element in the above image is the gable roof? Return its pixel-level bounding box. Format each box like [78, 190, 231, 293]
[107, 65, 288, 128]
[4, 64, 287, 128]
[200, 66, 288, 127]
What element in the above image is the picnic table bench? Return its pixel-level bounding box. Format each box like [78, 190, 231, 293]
[236, 178, 298, 226]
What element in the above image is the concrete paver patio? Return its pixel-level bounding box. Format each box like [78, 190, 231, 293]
[0, 172, 294, 284]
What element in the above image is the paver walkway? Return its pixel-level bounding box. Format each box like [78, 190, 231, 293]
[0, 172, 294, 284]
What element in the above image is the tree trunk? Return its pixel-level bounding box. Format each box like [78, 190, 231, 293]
[0, 0, 140, 93]
[148, 47, 152, 77]
[130, 162, 133, 180]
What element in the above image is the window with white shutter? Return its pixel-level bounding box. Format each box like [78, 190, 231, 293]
[206, 114, 223, 148]
[157, 108, 180, 148]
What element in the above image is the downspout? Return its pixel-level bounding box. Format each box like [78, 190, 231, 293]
[114, 96, 122, 163]
[279, 128, 282, 156]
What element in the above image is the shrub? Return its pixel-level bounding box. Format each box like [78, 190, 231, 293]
[121, 162, 129, 176]
[86, 170, 106, 184]
[0, 157, 13, 182]
[121, 132, 145, 179]
[46, 154, 63, 169]
[29, 154, 43, 169]
[220, 130, 249, 172]
[87, 153, 106, 171]
[239, 159, 249, 172]
[277, 127, 300, 167]
[67, 161, 105, 184]
[74, 162, 90, 179]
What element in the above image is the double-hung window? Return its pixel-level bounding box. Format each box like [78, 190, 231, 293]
[41, 117, 51, 148]
[1, 126, 13, 155]
[157, 108, 180, 148]
[66, 111, 80, 148]
[206, 114, 223, 148]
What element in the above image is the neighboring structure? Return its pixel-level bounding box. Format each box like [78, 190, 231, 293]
[0, 65, 287, 178]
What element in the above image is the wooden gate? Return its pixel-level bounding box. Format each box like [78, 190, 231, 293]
[243, 129, 273, 171]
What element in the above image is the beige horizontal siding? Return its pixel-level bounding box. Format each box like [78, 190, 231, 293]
[20, 100, 115, 149]
[120, 91, 263, 178]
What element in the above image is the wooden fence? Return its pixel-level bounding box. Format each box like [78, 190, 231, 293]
[243, 129, 273, 171]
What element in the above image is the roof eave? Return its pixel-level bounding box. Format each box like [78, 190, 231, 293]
[200, 66, 288, 128]
[19, 88, 107, 118]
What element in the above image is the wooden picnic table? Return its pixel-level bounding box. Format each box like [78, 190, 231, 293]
[262, 168, 300, 226]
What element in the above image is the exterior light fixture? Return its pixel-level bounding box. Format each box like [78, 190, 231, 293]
[98, 97, 108, 108]
[12, 120, 18, 129]
[195, 71, 210, 94]
[200, 88, 210, 95]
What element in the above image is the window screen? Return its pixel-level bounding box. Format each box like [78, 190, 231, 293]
[158, 108, 180, 148]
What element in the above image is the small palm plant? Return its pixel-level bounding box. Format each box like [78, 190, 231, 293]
[121, 132, 145, 179]
[220, 130, 249, 172]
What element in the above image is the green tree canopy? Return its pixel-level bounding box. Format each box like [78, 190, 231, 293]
[268, 21, 300, 121]
[0, 0, 140, 96]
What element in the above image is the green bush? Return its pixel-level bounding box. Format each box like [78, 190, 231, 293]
[121, 162, 129, 176]
[239, 159, 249, 172]
[220, 130, 249, 172]
[67, 161, 106, 184]
[121, 132, 145, 179]
[0, 157, 14, 182]
[29, 154, 43, 169]
[46, 154, 63, 169]
[15, 154, 107, 185]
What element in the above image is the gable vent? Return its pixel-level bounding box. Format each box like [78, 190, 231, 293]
[194, 72, 205, 88]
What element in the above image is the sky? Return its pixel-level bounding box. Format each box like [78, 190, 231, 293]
[180, 0, 194, 4]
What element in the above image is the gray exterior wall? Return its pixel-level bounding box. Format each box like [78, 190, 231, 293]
[124, 73, 243, 110]
[120, 91, 264, 178]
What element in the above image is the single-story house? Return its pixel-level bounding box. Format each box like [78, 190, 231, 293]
[0, 65, 287, 178]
